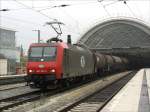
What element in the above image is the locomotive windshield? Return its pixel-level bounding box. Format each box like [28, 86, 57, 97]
[30, 47, 43, 58]
[28, 46, 57, 61]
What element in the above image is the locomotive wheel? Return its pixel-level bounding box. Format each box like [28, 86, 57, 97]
[97, 69, 101, 77]
[61, 79, 71, 87]
[66, 81, 70, 87]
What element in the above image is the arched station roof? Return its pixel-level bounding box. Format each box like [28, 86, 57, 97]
[78, 18, 150, 67]
[79, 18, 150, 49]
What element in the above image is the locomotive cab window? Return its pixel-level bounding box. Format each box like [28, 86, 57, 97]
[30, 47, 43, 58]
[43, 47, 57, 61]
[43, 47, 56, 57]
[28, 46, 57, 61]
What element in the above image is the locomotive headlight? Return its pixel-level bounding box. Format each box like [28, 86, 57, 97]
[29, 70, 32, 73]
[50, 69, 55, 73]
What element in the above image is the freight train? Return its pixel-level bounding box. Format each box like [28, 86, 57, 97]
[26, 36, 128, 88]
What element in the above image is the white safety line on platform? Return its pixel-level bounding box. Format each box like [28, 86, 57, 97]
[101, 69, 150, 112]
[145, 69, 150, 108]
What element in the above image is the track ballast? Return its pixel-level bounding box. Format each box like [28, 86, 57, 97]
[58, 71, 136, 112]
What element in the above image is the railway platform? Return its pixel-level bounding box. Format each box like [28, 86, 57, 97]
[0, 74, 26, 78]
[0, 74, 26, 85]
[101, 69, 150, 112]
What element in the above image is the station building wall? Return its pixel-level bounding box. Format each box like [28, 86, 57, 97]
[0, 27, 20, 75]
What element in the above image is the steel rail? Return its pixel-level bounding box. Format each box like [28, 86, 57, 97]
[58, 71, 136, 112]
[0, 73, 100, 111]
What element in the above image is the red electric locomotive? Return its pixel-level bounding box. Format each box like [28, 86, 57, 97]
[26, 36, 95, 88]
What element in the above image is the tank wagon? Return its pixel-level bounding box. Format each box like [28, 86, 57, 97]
[26, 36, 128, 88]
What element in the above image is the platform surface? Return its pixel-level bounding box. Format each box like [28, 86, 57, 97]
[0, 74, 26, 78]
[101, 69, 150, 112]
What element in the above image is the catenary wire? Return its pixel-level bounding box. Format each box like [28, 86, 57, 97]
[13, 0, 58, 21]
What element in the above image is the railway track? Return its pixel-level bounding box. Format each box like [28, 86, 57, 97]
[10, 71, 132, 112]
[0, 83, 26, 91]
[58, 71, 136, 112]
[0, 71, 135, 112]
[0, 89, 41, 111]
[0, 74, 99, 111]
[0, 86, 72, 111]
